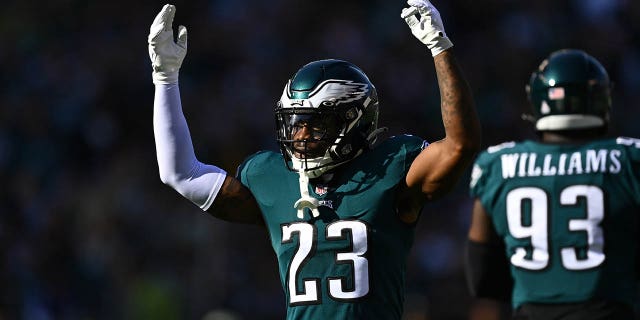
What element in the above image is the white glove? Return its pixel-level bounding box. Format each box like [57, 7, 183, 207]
[148, 4, 187, 84]
[401, 0, 453, 57]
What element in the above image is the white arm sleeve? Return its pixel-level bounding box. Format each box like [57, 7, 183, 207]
[153, 83, 226, 211]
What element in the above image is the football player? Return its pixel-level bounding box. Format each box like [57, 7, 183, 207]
[466, 49, 640, 319]
[149, 1, 480, 319]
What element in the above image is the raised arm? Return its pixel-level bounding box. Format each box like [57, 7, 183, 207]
[148, 4, 262, 225]
[401, 0, 481, 200]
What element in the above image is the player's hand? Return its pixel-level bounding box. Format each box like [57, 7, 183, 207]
[401, 0, 453, 57]
[148, 4, 187, 84]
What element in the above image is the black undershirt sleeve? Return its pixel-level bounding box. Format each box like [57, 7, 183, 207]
[464, 239, 514, 302]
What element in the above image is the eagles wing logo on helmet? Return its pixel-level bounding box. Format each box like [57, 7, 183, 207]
[307, 80, 368, 107]
[281, 80, 368, 109]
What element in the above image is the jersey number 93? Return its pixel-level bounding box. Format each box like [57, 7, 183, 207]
[506, 185, 605, 271]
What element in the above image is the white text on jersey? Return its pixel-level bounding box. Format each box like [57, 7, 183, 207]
[500, 149, 622, 179]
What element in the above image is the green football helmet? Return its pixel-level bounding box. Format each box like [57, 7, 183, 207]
[275, 59, 382, 178]
[526, 49, 612, 131]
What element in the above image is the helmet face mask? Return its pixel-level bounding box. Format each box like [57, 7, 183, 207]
[277, 110, 341, 159]
[275, 59, 380, 178]
[526, 49, 612, 131]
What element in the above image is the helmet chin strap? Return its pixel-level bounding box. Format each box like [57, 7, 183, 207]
[293, 167, 320, 219]
[290, 126, 388, 219]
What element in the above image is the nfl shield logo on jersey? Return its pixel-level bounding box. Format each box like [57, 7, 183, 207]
[315, 184, 329, 196]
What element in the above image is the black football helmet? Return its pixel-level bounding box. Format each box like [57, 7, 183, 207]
[275, 59, 382, 178]
[526, 49, 612, 131]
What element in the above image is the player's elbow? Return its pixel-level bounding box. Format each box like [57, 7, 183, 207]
[416, 146, 477, 200]
[450, 138, 481, 164]
[158, 170, 186, 189]
[158, 172, 197, 204]
[448, 123, 482, 157]
[158, 160, 198, 189]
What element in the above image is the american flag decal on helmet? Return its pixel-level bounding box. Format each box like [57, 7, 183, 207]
[548, 87, 565, 100]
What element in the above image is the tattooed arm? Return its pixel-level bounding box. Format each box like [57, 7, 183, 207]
[400, 0, 481, 204]
[405, 50, 481, 201]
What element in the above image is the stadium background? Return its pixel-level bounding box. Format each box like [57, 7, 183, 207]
[1, 0, 639, 319]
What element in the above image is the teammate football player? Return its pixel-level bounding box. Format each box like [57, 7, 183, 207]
[466, 49, 640, 319]
[149, 1, 481, 318]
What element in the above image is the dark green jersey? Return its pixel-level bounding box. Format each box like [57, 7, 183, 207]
[238, 135, 426, 320]
[470, 137, 640, 309]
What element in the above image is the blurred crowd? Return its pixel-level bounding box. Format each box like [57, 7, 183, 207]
[1, 0, 639, 319]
